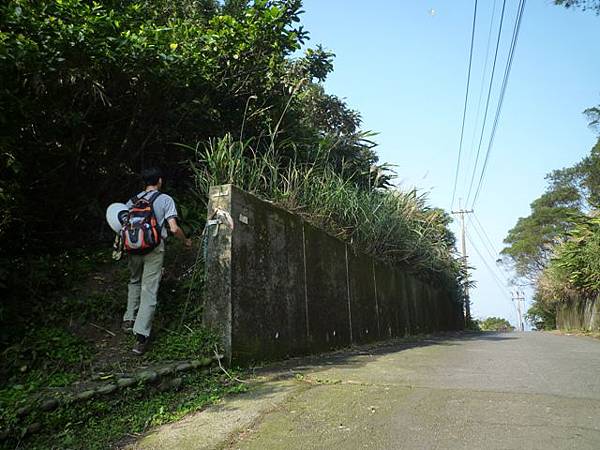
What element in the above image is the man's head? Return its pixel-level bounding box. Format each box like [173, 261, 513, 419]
[141, 167, 163, 188]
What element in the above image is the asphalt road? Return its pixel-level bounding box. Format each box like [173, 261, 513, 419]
[136, 332, 600, 450]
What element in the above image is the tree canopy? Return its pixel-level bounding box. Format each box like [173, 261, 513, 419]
[0, 0, 378, 257]
[479, 317, 514, 332]
[503, 136, 600, 328]
[554, 0, 600, 14]
[501, 139, 600, 282]
[0, 0, 465, 327]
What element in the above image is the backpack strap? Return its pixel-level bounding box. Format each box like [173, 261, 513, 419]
[148, 191, 162, 204]
[129, 191, 161, 206]
[148, 191, 163, 233]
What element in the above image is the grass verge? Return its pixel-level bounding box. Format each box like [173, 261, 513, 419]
[2, 368, 246, 449]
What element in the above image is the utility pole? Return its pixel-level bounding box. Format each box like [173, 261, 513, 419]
[512, 291, 526, 331]
[451, 206, 474, 324]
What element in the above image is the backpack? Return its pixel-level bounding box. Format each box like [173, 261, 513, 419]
[121, 191, 163, 255]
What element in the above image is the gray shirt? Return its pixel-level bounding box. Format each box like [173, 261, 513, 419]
[126, 190, 178, 243]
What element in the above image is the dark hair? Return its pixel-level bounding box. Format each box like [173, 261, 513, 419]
[141, 167, 163, 187]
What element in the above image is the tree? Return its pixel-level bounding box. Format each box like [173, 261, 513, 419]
[540, 216, 600, 299]
[501, 173, 583, 283]
[0, 0, 390, 318]
[503, 134, 600, 330]
[479, 317, 514, 332]
[554, 0, 600, 13]
[501, 137, 600, 283]
[576, 139, 600, 207]
[585, 106, 600, 132]
[525, 296, 557, 330]
[0, 0, 380, 257]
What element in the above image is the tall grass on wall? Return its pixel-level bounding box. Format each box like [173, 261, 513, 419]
[187, 134, 463, 292]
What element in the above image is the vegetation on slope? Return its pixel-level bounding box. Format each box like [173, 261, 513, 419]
[190, 134, 463, 291]
[1, 0, 464, 338]
[503, 136, 600, 329]
[0, 1, 465, 446]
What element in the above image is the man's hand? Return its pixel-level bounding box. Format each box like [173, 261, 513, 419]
[167, 217, 192, 248]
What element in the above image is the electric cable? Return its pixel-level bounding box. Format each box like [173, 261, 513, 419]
[466, 230, 511, 296]
[471, 0, 527, 208]
[470, 212, 516, 285]
[466, 229, 518, 325]
[467, 0, 498, 182]
[450, 0, 479, 210]
[468, 214, 512, 285]
[464, 0, 508, 206]
[468, 216, 502, 273]
[472, 211, 500, 256]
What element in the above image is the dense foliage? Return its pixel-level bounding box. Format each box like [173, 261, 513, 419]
[479, 317, 514, 332]
[538, 216, 600, 302]
[517, 1, 600, 328]
[502, 137, 600, 329]
[1, 0, 369, 254]
[1, 0, 464, 346]
[0, 0, 391, 327]
[500, 182, 582, 283]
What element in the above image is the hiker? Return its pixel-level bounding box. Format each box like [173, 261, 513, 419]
[121, 167, 192, 355]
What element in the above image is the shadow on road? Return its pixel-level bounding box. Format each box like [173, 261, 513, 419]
[257, 331, 516, 372]
[203, 332, 518, 415]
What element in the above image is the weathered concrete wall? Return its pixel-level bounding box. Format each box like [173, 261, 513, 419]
[203, 185, 464, 364]
[556, 296, 600, 331]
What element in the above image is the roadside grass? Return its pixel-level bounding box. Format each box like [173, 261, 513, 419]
[551, 329, 600, 340]
[0, 240, 225, 449]
[0, 323, 229, 449]
[3, 369, 246, 449]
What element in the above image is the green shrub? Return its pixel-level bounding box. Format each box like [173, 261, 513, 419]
[1, 327, 94, 385]
[149, 326, 219, 361]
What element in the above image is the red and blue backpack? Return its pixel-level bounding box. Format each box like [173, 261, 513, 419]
[121, 191, 162, 255]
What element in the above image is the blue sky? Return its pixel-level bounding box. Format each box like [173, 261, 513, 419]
[299, 0, 600, 326]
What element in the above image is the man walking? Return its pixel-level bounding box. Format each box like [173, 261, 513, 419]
[122, 167, 191, 355]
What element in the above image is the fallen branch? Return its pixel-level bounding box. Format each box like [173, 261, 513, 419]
[213, 346, 249, 384]
[90, 323, 116, 337]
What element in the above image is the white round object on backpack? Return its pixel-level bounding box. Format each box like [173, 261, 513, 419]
[106, 203, 129, 233]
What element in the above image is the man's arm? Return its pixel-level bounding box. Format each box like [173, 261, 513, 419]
[167, 217, 192, 248]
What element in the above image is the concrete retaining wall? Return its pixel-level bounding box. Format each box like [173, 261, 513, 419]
[203, 185, 464, 364]
[556, 296, 600, 331]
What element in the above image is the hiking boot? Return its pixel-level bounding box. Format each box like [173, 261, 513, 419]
[132, 334, 148, 356]
[121, 320, 134, 333]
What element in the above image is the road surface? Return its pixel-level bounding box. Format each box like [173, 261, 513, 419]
[135, 332, 600, 449]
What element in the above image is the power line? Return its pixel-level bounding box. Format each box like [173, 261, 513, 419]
[464, 0, 508, 206]
[469, 214, 506, 279]
[450, 0, 479, 210]
[471, 0, 527, 208]
[468, 215, 496, 261]
[469, 212, 517, 286]
[466, 230, 511, 300]
[468, 0, 499, 167]
[467, 215, 506, 281]
[472, 211, 500, 256]
[466, 230, 518, 324]
[471, 213, 517, 282]
[467, 226, 519, 326]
